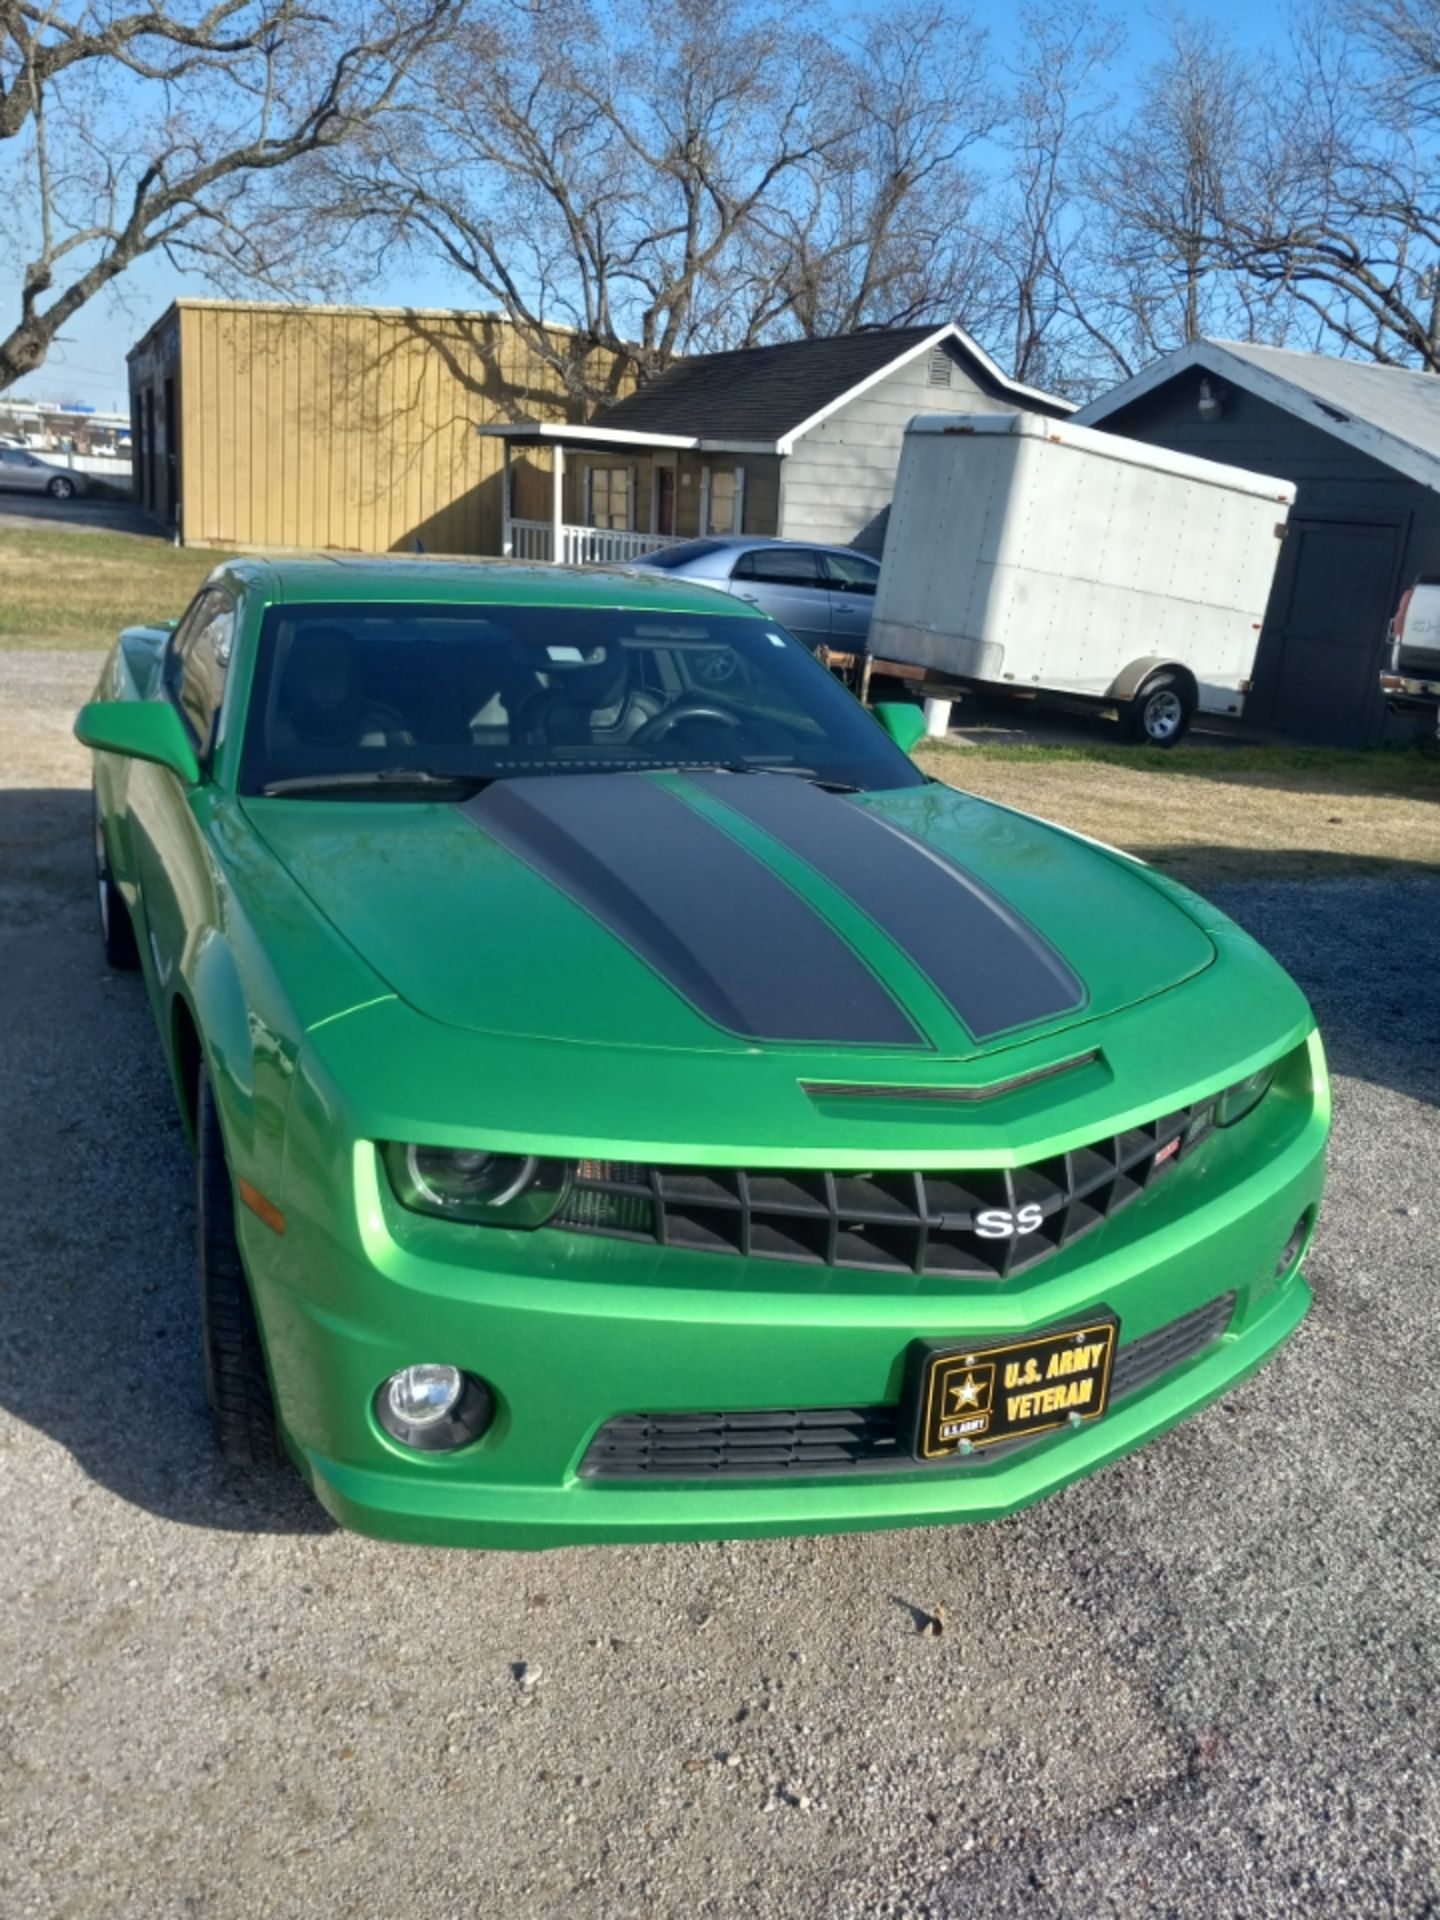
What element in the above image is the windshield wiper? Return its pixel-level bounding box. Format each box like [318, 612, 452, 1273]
[260, 768, 492, 798]
[661, 762, 866, 795]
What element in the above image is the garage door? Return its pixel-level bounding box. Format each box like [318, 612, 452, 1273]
[1250, 520, 1401, 744]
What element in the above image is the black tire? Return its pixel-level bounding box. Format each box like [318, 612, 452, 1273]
[1122, 671, 1194, 748]
[197, 1068, 282, 1468]
[47, 474, 76, 499]
[93, 791, 140, 969]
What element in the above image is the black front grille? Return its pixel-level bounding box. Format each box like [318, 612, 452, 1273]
[578, 1293, 1237, 1479]
[554, 1105, 1214, 1283]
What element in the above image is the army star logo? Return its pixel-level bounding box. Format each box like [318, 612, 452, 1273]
[950, 1372, 983, 1410]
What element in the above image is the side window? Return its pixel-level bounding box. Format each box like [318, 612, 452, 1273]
[166, 589, 235, 756]
[735, 548, 824, 589]
[822, 551, 880, 595]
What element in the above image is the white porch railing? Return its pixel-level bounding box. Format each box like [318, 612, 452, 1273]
[507, 520, 687, 566]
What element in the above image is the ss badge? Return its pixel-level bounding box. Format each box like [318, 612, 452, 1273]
[973, 1203, 1045, 1240]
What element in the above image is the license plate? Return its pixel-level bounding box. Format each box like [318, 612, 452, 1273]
[905, 1318, 1118, 1461]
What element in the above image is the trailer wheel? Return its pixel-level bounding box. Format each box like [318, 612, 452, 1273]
[1123, 671, 1194, 747]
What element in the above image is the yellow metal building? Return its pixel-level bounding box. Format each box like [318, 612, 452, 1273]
[126, 299, 625, 554]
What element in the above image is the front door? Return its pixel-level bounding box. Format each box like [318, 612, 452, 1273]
[821, 550, 880, 647]
[1250, 519, 1402, 745]
[727, 548, 833, 651]
[655, 464, 676, 537]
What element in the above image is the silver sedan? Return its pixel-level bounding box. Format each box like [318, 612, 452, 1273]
[0, 447, 89, 500]
[625, 536, 879, 652]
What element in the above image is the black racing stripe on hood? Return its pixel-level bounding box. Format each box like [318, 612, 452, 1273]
[460, 776, 926, 1048]
[691, 775, 1084, 1039]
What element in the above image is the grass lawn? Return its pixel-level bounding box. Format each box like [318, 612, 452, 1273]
[0, 529, 229, 648]
[917, 738, 1440, 884]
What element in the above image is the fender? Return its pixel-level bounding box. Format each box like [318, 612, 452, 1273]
[1106, 656, 1198, 703]
[182, 935, 295, 1197]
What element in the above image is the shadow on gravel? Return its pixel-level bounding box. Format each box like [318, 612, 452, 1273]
[1192, 864, 1440, 1111]
[0, 785, 333, 1535]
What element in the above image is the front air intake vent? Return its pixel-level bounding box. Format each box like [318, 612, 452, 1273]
[552, 1104, 1215, 1283]
[578, 1294, 1238, 1479]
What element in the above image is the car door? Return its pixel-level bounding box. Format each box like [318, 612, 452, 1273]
[0, 448, 47, 492]
[820, 550, 880, 648]
[126, 589, 236, 997]
[728, 548, 834, 650]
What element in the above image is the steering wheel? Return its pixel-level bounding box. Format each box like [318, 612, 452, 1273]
[694, 648, 743, 688]
[631, 697, 746, 746]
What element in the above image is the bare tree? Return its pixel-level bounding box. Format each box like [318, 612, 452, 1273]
[729, 6, 999, 342]
[1086, 16, 1289, 365]
[307, 0, 845, 407]
[310, 0, 1014, 408]
[0, 0, 458, 391]
[985, 2, 1128, 399]
[1209, 1, 1440, 368]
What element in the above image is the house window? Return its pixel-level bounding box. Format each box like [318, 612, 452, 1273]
[586, 465, 633, 530]
[703, 465, 746, 535]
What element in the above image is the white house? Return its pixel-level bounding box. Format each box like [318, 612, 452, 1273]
[482, 323, 1072, 566]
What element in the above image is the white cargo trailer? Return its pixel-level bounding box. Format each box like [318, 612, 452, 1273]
[870, 412, 1296, 744]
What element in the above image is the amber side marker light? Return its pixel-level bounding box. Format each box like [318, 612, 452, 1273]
[238, 1178, 286, 1236]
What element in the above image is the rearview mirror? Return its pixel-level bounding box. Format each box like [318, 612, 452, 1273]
[873, 701, 926, 754]
[75, 700, 200, 785]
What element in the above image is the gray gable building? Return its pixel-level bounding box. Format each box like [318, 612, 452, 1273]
[1080, 340, 1440, 745]
[484, 323, 1070, 569]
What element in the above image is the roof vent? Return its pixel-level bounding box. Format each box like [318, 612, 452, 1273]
[926, 347, 953, 388]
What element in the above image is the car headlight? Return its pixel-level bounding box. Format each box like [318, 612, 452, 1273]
[1214, 1064, 1279, 1127]
[382, 1143, 572, 1227]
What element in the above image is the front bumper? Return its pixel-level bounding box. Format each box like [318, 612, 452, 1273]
[245, 1040, 1329, 1550]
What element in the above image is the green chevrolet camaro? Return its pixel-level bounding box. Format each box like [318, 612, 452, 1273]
[77, 556, 1328, 1549]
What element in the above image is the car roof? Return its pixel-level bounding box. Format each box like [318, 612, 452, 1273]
[211, 552, 763, 618]
[675, 537, 872, 555]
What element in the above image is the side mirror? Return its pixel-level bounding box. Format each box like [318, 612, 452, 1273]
[873, 701, 926, 754]
[75, 700, 200, 785]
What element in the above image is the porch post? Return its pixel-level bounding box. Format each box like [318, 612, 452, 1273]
[501, 439, 513, 557]
[550, 442, 566, 565]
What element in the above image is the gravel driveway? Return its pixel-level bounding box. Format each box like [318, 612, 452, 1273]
[3, 659, 1439, 1919]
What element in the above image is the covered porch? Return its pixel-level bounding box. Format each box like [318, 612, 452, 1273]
[506, 519, 685, 566]
[478, 421, 778, 563]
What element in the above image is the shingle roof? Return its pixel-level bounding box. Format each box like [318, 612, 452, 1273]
[592, 324, 1065, 442]
[592, 326, 938, 439]
[1078, 338, 1440, 493]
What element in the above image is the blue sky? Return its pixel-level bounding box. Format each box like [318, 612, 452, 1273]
[5, 0, 1295, 410]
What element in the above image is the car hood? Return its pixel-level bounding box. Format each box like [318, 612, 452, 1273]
[242, 772, 1214, 1064]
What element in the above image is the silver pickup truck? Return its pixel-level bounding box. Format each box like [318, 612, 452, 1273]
[1380, 578, 1440, 731]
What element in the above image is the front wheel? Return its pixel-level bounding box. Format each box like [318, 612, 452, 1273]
[1122, 672, 1194, 748]
[94, 791, 140, 969]
[197, 1068, 282, 1468]
[47, 474, 76, 500]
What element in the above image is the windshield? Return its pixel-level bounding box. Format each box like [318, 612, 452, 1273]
[238, 601, 924, 797]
